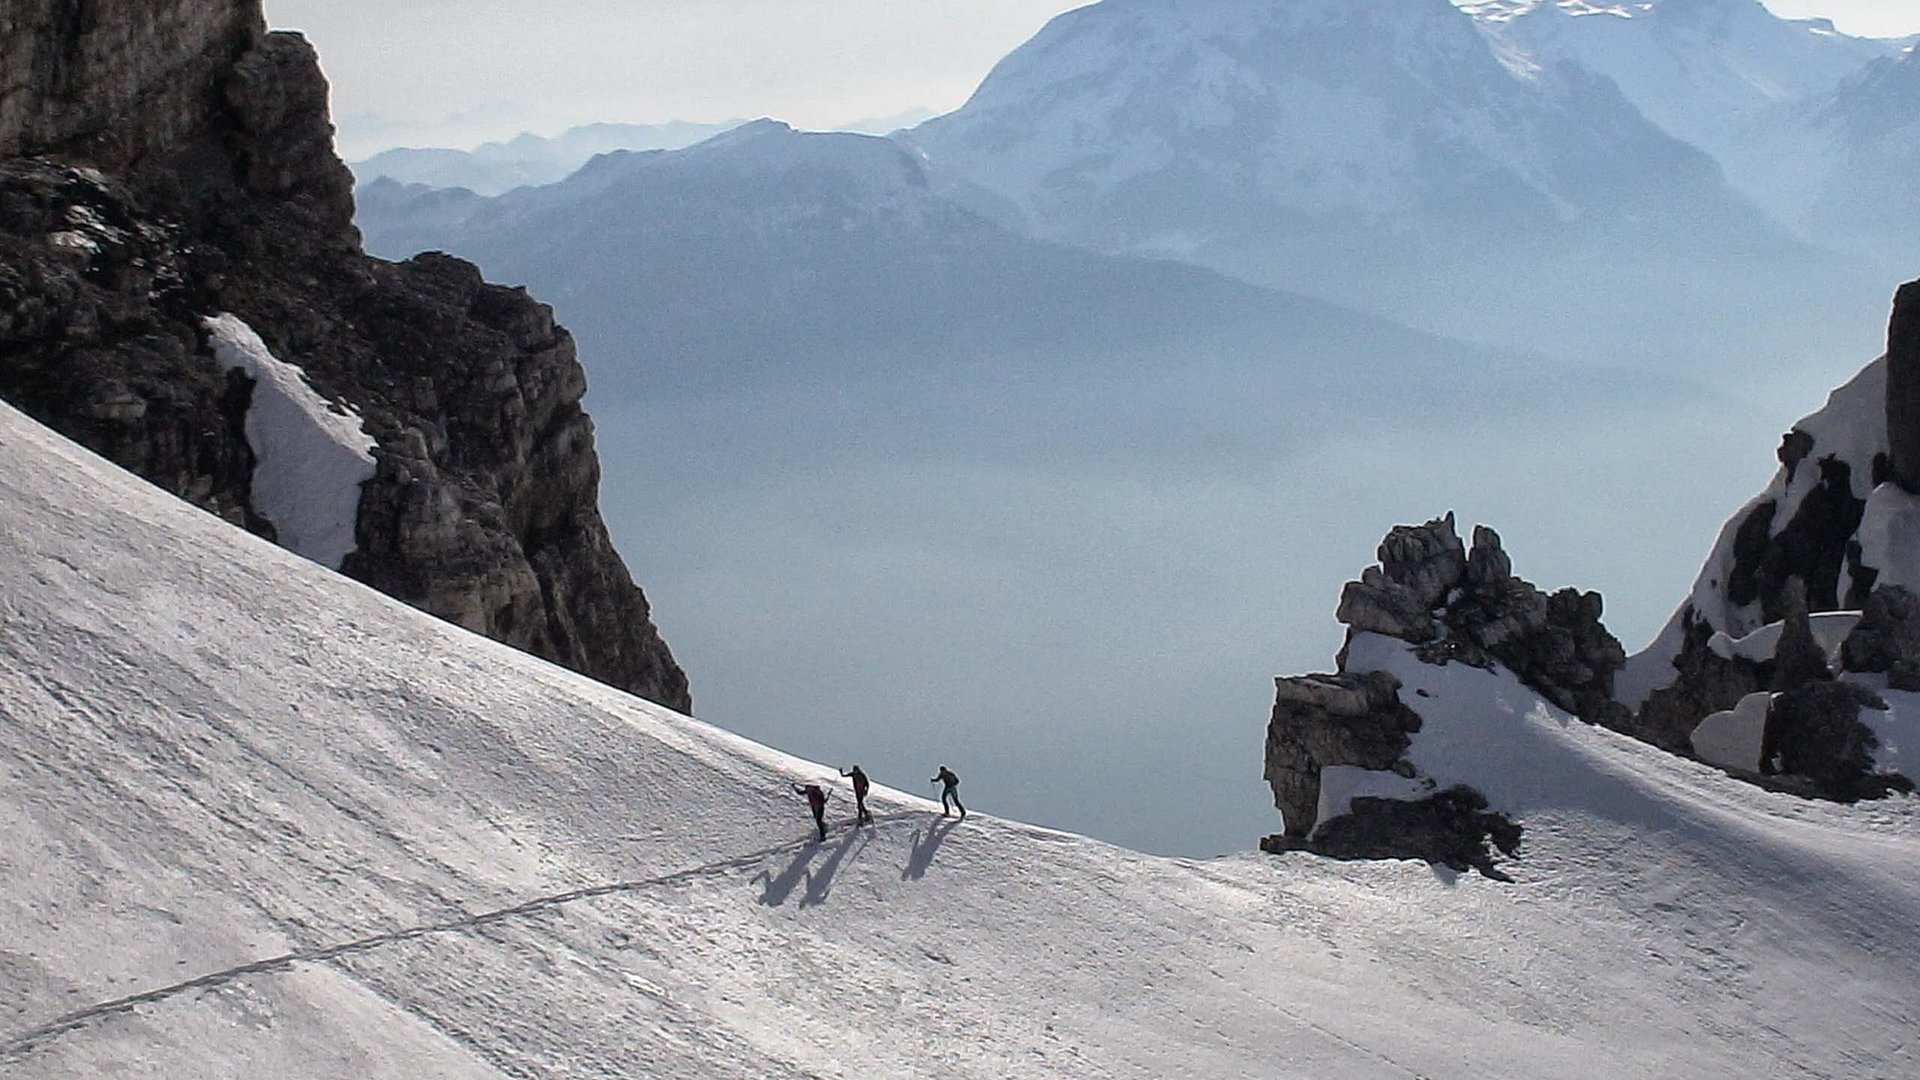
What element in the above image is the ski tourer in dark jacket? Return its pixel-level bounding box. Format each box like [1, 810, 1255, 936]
[931, 766, 965, 819]
[840, 765, 873, 825]
[793, 782, 829, 840]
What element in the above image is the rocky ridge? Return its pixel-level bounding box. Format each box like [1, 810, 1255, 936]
[1269, 286, 1920, 873]
[1265, 513, 1622, 876]
[0, 3, 688, 710]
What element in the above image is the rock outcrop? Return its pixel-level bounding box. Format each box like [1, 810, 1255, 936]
[1265, 514, 1627, 876]
[1331, 515, 1628, 726]
[0, 4, 689, 711]
[1619, 283, 1920, 801]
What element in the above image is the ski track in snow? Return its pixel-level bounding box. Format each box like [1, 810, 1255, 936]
[0, 814, 920, 1061]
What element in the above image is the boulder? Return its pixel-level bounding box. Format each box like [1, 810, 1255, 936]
[1263, 670, 1421, 838]
[1841, 585, 1920, 690]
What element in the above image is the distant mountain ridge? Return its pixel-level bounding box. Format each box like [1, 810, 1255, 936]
[351, 119, 749, 195]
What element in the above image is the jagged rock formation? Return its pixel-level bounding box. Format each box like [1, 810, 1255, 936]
[0, 3, 689, 711]
[1619, 282, 1920, 801]
[1333, 515, 1627, 725]
[1265, 514, 1626, 875]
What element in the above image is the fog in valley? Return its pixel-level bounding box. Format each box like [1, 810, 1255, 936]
[327, 0, 1917, 855]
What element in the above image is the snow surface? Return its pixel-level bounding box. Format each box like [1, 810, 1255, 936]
[1690, 691, 1773, 773]
[1706, 610, 1860, 666]
[3, 401, 1919, 1077]
[202, 314, 376, 569]
[1856, 481, 1920, 594]
[1862, 684, 1920, 778]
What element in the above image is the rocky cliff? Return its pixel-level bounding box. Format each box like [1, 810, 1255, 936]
[1266, 286, 1920, 874]
[0, 3, 689, 711]
[1264, 514, 1621, 876]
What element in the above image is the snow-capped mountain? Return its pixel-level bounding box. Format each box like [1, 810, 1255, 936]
[6, 389, 1920, 1077]
[912, 0, 1740, 245]
[1463, 0, 1902, 161]
[1615, 282, 1920, 768]
[1732, 47, 1920, 262]
[1464, 0, 1916, 258]
[355, 118, 1560, 403]
[903, 0, 1865, 369]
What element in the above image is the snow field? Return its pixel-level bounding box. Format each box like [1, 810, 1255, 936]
[2, 399, 1918, 1078]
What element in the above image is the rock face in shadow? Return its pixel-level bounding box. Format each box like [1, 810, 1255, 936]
[1263, 670, 1421, 840]
[1886, 280, 1920, 493]
[0, 4, 688, 711]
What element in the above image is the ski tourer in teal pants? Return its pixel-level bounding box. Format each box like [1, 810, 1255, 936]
[932, 766, 965, 818]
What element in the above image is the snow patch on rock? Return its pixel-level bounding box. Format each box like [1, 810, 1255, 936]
[1708, 611, 1860, 667]
[1857, 482, 1920, 593]
[202, 313, 375, 568]
[1691, 691, 1773, 773]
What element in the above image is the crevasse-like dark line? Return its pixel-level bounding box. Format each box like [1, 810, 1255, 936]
[2, 811, 916, 1060]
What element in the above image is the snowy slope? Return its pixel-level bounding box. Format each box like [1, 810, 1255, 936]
[4, 399, 1919, 1077]
[1465, 0, 1900, 160]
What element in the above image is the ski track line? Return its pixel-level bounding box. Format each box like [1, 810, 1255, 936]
[1, 811, 922, 1060]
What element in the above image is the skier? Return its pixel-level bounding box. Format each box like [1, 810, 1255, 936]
[931, 765, 965, 819]
[793, 782, 829, 841]
[840, 764, 873, 825]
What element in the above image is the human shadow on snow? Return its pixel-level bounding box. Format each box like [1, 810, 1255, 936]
[902, 817, 960, 881]
[756, 825, 869, 907]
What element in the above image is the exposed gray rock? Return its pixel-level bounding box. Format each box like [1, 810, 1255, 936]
[1769, 579, 1833, 691]
[0, 4, 689, 711]
[1263, 670, 1421, 839]
[1378, 512, 1467, 608]
[1842, 585, 1920, 690]
[1343, 516, 1629, 726]
[1336, 567, 1437, 642]
[1275, 787, 1523, 882]
[1638, 616, 1765, 753]
[1763, 681, 1908, 801]
[1268, 515, 1617, 877]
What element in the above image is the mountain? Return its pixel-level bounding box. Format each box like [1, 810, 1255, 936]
[1265, 283, 1920, 875]
[1264, 282, 1920, 897]
[355, 116, 1749, 857]
[1729, 47, 1920, 262]
[351, 120, 748, 195]
[357, 118, 1567, 405]
[0, 3, 687, 709]
[1612, 280, 1920, 770]
[904, 0, 1883, 370]
[1463, 0, 1902, 163]
[6, 391, 1920, 1076]
[1465, 0, 1917, 261]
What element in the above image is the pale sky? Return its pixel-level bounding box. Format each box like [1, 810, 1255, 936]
[266, 0, 1920, 157]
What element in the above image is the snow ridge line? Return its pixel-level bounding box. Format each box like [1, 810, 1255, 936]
[0, 810, 922, 1060]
